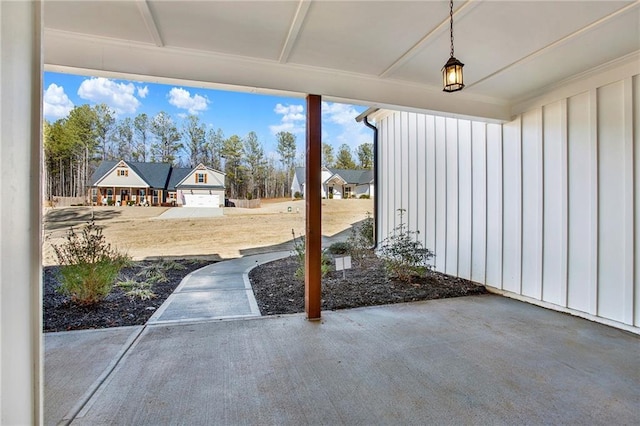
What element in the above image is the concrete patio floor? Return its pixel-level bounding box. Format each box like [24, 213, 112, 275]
[45, 294, 639, 425]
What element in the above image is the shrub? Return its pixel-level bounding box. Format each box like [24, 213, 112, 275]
[377, 209, 434, 282]
[347, 211, 375, 264]
[291, 229, 331, 280]
[359, 194, 371, 199]
[327, 241, 350, 255]
[53, 219, 130, 304]
[294, 191, 303, 199]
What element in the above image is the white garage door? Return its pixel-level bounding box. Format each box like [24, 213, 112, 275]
[183, 194, 220, 207]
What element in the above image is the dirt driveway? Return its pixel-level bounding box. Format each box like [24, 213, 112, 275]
[43, 199, 374, 265]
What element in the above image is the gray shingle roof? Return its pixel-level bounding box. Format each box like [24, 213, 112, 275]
[330, 169, 373, 185]
[90, 160, 173, 188]
[167, 168, 192, 190]
[128, 162, 172, 188]
[292, 167, 372, 186]
[91, 160, 225, 191]
[90, 160, 119, 185]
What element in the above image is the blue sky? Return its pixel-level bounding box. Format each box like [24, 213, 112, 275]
[43, 72, 372, 160]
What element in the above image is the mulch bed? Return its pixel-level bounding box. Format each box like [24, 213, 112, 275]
[44, 254, 487, 332]
[43, 259, 210, 332]
[249, 255, 487, 315]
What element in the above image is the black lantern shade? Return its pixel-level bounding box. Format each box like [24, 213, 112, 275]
[442, 56, 464, 92]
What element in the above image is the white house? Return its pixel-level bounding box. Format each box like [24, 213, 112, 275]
[291, 166, 373, 199]
[90, 160, 225, 208]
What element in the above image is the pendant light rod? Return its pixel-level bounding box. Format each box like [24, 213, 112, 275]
[449, 0, 455, 58]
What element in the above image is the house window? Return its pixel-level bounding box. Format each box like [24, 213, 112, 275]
[344, 186, 352, 198]
[117, 169, 128, 177]
[196, 173, 207, 183]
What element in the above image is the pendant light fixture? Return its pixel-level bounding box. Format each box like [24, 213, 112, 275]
[442, 0, 464, 92]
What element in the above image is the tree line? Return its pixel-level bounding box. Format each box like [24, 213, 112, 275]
[44, 103, 373, 200]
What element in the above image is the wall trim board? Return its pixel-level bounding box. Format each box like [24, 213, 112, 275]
[634, 74, 640, 328]
[485, 287, 640, 336]
[560, 98, 569, 309]
[590, 88, 599, 316]
[623, 77, 635, 325]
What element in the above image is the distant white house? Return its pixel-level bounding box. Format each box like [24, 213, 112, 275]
[90, 160, 225, 208]
[291, 167, 374, 199]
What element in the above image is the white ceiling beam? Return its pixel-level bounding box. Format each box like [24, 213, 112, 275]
[379, 0, 480, 79]
[466, 1, 640, 90]
[279, 0, 312, 63]
[136, 0, 163, 47]
[44, 29, 511, 122]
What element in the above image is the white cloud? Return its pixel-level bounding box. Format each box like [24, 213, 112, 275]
[267, 101, 371, 150]
[322, 102, 359, 126]
[43, 83, 74, 119]
[269, 103, 305, 135]
[77, 77, 141, 114]
[137, 85, 149, 98]
[322, 102, 371, 150]
[167, 87, 209, 114]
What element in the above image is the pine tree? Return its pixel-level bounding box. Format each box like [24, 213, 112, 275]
[335, 144, 356, 169]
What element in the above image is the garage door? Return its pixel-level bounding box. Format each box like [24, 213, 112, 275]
[183, 194, 220, 207]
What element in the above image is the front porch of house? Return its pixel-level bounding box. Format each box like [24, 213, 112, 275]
[91, 187, 168, 207]
[45, 295, 639, 425]
[2, 1, 639, 423]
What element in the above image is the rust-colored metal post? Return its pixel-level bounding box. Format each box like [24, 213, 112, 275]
[305, 94, 322, 320]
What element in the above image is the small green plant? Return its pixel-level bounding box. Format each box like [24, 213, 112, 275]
[116, 276, 156, 301]
[377, 209, 434, 282]
[52, 219, 130, 304]
[159, 259, 187, 271]
[359, 194, 371, 199]
[136, 263, 169, 284]
[291, 229, 331, 280]
[135, 259, 186, 284]
[293, 191, 303, 199]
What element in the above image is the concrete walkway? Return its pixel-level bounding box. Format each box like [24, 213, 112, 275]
[148, 251, 291, 324]
[45, 295, 640, 425]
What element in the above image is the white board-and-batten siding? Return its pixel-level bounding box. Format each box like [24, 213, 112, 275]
[376, 73, 639, 332]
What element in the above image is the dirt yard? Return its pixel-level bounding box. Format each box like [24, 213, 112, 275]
[43, 199, 374, 266]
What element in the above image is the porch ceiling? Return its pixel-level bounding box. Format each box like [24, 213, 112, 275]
[43, 0, 640, 121]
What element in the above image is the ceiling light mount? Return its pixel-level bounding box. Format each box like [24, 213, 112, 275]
[442, 0, 464, 92]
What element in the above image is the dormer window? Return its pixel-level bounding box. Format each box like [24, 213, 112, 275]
[196, 173, 207, 183]
[117, 169, 128, 177]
